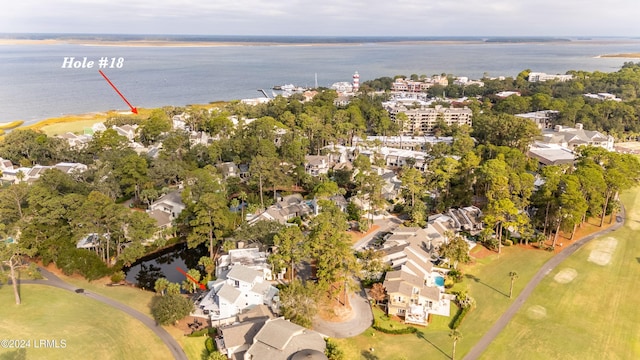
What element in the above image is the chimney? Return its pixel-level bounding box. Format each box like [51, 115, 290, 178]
[575, 123, 583, 130]
[554, 125, 563, 132]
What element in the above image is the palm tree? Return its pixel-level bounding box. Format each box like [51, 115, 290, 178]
[450, 329, 462, 360]
[230, 198, 240, 226]
[509, 271, 519, 298]
[238, 191, 248, 223]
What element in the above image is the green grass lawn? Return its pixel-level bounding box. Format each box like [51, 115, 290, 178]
[0, 285, 172, 360]
[54, 273, 156, 317]
[51, 272, 208, 360]
[480, 188, 640, 360]
[334, 244, 554, 359]
[39, 119, 104, 136]
[164, 326, 209, 360]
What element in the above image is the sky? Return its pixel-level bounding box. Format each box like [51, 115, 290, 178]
[2, 0, 640, 37]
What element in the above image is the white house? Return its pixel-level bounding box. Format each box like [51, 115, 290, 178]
[147, 190, 186, 228]
[198, 265, 279, 322]
[216, 248, 277, 281]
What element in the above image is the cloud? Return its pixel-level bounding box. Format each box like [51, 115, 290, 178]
[1, 0, 639, 36]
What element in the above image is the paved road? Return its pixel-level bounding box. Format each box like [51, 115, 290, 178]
[312, 282, 374, 338]
[15, 267, 188, 360]
[463, 208, 626, 360]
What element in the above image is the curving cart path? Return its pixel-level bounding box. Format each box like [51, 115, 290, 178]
[464, 207, 626, 360]
[15, 267, 188, 360]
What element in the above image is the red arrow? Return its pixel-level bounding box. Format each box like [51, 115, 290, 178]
[98, 70, 138, 114]
[176, 267, 207, 290]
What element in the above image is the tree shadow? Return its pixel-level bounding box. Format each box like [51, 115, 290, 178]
[416, 331, 450, 358]
[361, 350, 380, 360]
[464, 274, 508, 298]
[636, 257, 640, 264]
[200, 347, 211, 360]
[0, 347, 27, 360]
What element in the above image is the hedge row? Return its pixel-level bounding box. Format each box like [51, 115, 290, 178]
[449, 305, 471, 330]
[372, 321, 418, 335]
[187, 327, 217, 338]
[205, 337, 215, 353]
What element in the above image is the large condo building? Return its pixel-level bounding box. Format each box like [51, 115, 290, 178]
[391, 76, 449, 92]
[386, 104, 473, 135]
[528, 72, 574, 82]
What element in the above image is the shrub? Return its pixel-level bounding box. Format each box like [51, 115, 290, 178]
[111, 270, 126, 284]
[150, 294, 193, 325]
[187, 327, 217, 338]
[444, 278, 455, 289]
[325, 338, 344, 360]
[504, 239, 513, 247]
[55, 247, 110, 281]
[26, 263, 43, 280]
[204, 337, 215, 353]
[447, 269, 463, 283]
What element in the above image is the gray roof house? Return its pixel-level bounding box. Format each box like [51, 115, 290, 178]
[540, 123, 614, 151]
[217, 162, 241, 179]
[198, 264, 279, 323]
[147, 190, 186, 228]
[244, 318, 327, 360]
[249, 194, 313, 225]
[304, 155, 331, 177]
[382, 242, 451, 325]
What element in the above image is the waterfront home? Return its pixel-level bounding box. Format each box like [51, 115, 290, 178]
[216, 248, 279, 281]
[198, 265, 279, 324]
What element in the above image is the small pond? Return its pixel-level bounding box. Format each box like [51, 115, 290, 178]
[124, 243, 208, 290]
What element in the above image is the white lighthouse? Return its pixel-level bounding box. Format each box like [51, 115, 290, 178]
[352, 71, 360, 92]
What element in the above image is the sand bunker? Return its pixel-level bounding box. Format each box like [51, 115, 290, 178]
[588, 237, 617, 266]
[527, 305, 547, 319]
[554, 268, 578, 283]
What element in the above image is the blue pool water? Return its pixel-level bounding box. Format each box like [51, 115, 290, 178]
[435, 276, 445, 287]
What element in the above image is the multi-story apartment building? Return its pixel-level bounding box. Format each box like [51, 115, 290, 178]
[515, 110, 559, 130]
[391, 75, 449, 92]
[386, 104, 473, 135]
[528, 72, 573, 82]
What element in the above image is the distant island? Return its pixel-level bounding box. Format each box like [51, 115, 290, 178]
[483, 37, 571, 43]
[0, 33, 614, 47]
[599, 53, 640, 58]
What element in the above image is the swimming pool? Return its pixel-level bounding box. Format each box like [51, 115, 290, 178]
[435, 276, 445, 287]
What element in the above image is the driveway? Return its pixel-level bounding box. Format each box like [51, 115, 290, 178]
[353, 216, 403, 250]
[15, 267, 187, 360]
[312, 282, 374, 338]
